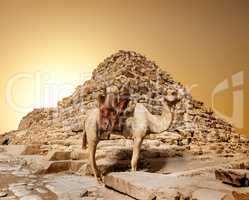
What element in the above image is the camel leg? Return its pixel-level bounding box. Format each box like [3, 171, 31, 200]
[131, 137, 143, 171]
[88, 140, 99, 180]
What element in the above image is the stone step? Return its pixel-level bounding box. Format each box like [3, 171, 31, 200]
[46, 150, 88, 161]
[44, 174, 97, 200]
[104, 171, 239, 200]
[2, 145, 27, 156]
[35, 160, 86, 174]
[104, 172, 171, 200]
[20, 145, 45, 155]
[46, 151, 71, 161]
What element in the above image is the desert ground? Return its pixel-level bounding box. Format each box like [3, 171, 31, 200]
[0, 136, 249, 200]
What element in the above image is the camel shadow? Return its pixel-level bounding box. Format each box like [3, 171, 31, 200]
[99, 147, 181, 174]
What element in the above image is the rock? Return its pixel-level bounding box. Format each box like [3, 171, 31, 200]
[0, 192, 8, 197]
[35, 187, 48, 194]
[35, 160, 86, 174]
[21, 145, 42, 155]
[103, 170, 245, 200]
[104, 172, 157, 200]
[0, 196, 16, 200]
[0, 146, 4, 152]
[232, 191, 249, 200]
[1, 137, 10, 145]
[81, 197, 97, 200]
[45, 174, 97, 200]
[71, 151, 88, 160]
[12, 169, 30, 177]
[20, 195, 42, 200]
[47, 151, 71, 161]
[215, 168, 249, 187]
[10, 186, 30, 197]
[80, 189, 88, 197]
[104, 172, 196, 200]
[18, 108, 55, 130]
[192, 189, 232, 200]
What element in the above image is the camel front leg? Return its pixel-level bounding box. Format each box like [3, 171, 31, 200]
[88, 140, 100, 180]
[131, 137, 143, 171]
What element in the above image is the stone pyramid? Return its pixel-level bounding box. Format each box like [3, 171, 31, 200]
[4, 50, 242, 145]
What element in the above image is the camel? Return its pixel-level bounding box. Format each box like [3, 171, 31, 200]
[82, 93, 172, 181]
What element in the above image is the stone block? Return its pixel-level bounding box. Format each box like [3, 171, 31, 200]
[215, 169, 249, 187]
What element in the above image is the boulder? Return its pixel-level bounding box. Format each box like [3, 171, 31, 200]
[215, 169, 249, 187]
[104, 172, 158, 200]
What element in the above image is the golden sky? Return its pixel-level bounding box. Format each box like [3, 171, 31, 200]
[0, 0, 248, 136]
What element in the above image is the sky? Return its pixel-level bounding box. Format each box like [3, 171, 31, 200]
[0, 0, 248, 136]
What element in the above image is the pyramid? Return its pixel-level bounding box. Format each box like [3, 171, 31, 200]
[3, 50, 243, 145]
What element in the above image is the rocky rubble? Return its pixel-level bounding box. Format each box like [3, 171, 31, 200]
[1, 143, 249, 200]
[1, 50, 246, 147]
